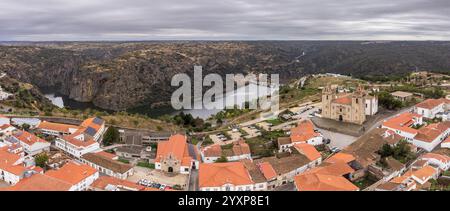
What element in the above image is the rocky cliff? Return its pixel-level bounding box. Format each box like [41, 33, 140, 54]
[1, 41, 449, 111]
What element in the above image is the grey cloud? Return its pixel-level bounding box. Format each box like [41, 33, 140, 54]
[0, 0, 449, 40]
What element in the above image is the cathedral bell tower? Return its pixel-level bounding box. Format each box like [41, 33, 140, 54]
[322, 84, 334, 118]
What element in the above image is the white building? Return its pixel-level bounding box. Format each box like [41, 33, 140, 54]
[0, 146, 41, 185]
[365, 96, 378, 115]
[45, 161, 99, 191]
[54, 117, 106, 158]
[381, 112, 423, 142]
[412, 121, 450, 152]
[278, 120, 323, 153]
[414, 98, 448, 119]
[201, 140, 252, 163]
[0, 124, 17, 137]
[36, 121, 80, 136]
[80, 152, 134, 180]
[420, 153, 450, 171]
[55, 132, 100, 158]
[199, 162, 257, 191]
[7, 131, 50, 156]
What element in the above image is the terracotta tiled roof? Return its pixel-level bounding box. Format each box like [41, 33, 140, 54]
[332, 96, 352, 105]
[156, 134, 197, 167]
[326, 152, 355, 164]
[415, 98, 446, 109]
[199, 162, 254, 188]
[0, 147, 26, 175]
[293, 143, 321, 161]
[13, 130, 48, 146]
[3, 174, 73, 191]
[60, 132, 97, 147]
[258, 162, 277, 181]
[294, 160, 358, 191]
[156, 134, 187, 162]
[91, 176, 158, 191]
[382, 112, 422, 135]
[391, 170, 413, 184]
[290, 120, 320, 143]
[414, 121, 450, 143]
[45, 161, 97, 185]
[412, 165, 437, 182]
[37, 121, 80, 133]
[421, 153, 450, 164]
[80, 117, 104, 133]
[202, 144, 222, 157]
[313, 162, 355, 176]
[294, 172, 359, 191]
[254, 154, 311, 175]
[82, 153, 133, 174]
[96, 151, 118, 160]
[232, 140, 251, 156]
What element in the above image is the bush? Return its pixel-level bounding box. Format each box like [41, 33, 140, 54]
[102, 126, 120, 146]
[35, 153, 49, 168]
[137, 162, 155, 169]
[118, 158, 130, 164]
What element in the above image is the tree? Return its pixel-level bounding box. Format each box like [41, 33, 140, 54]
[102, 126, 120, 146]
[377, 91, 403, 110]
[35, 153, 49, 168]
[21, 123, 30, 131]
[379, 144, 394, 158]
[215, 156, 228, 163]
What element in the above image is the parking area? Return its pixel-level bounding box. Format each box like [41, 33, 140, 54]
[209, 133, 228, 145]
[127, 167, 189, 190]
[226, 130, 242, 142]
[241, 126, 261, 139]
[256, 122, 272, 131]
[319, 129, 358, 150]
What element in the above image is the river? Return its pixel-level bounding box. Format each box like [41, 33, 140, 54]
[43, 83, 278, 120]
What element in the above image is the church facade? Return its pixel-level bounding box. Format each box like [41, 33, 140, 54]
[321, 85, 378, 125]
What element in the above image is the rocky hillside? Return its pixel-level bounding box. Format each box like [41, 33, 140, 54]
[0, 41, 449, 111]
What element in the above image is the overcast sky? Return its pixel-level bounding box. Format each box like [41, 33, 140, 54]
[1, 0, 449, 41]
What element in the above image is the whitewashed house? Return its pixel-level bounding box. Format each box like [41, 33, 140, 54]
[8, 131, 50, 156]
[414, 98, 448, 119]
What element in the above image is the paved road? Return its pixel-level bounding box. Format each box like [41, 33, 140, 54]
[101, 144, 128, 151]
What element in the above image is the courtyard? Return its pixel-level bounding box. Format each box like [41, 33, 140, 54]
[127, 166, 189, 190]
